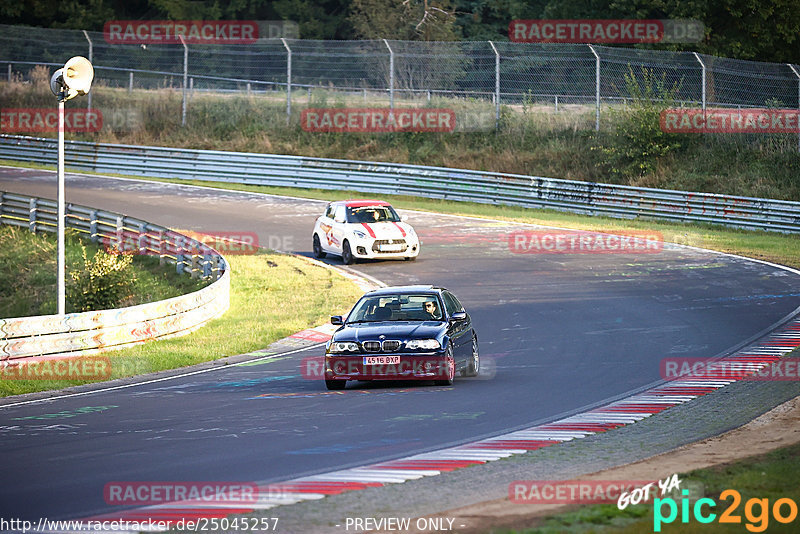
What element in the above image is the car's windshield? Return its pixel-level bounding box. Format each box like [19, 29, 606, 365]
[346, 205, 401, 223]
[348, 294, 443, 322]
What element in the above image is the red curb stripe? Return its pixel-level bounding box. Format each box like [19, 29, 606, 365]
[372, 460, 485, 470]
[466, 440, 558, 450]
[539, 423, 624, 431]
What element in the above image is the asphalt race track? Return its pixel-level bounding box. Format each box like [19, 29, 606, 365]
[1, 167, 799, 523]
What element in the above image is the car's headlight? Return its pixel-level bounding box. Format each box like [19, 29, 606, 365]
[328, 341, 359, 353]
[352, 230, 367, 239]
[405, 339, 441, 350]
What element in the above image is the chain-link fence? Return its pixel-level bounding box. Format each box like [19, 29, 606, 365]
[1, 23, 799, 135]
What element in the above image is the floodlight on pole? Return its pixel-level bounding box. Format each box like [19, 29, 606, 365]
[50, 56, 94, 316]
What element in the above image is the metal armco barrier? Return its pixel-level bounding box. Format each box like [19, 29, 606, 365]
[1, 134, 799, 233]
[0, 190, 230, 361]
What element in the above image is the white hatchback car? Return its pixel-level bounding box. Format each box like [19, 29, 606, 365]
[312, 200, 420, 264]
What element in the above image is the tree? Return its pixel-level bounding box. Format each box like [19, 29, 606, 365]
[454, 0, 547, 40]
[349, 0, 460, 40]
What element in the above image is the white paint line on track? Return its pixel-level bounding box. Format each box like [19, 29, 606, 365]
[0, 344, 321, 409]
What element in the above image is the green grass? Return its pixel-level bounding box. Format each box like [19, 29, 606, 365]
[0, 249, 364, 397]
[503, 437, 800, 533]
[0, 224, 206, 317]
[2, 72, 798, 201]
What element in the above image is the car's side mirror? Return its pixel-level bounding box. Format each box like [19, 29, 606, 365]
[450, 311, 467, 322]
[331, 315, 344, 325]
[334, 215, 345, 223]
[400, 214, 408, 222]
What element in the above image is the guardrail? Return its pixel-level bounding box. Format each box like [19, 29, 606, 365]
[0, 191, 230, 361]
[1, 134, 799, 233]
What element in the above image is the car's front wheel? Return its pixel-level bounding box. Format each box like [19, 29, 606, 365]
[342, 240, 355, 265]
[434, 346, 455, 386]
[325, 379, 346, 390]
[464, 333, 480, 377]
[313, 234, 326, 259]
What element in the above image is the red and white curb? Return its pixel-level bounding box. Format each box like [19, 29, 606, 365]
[66, 317, 800, 532]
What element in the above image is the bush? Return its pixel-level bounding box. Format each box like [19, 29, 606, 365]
[67, 245, 137, 312]
[594, 67, 691, 179]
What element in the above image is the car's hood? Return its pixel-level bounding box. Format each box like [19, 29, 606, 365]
[357, 221, 413, 240]
[334, 321, 444, 342]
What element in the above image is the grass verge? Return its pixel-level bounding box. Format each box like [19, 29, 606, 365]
[505, 439, 800, 533]
[2, 74, 799, 201]
[0, 249, 363, 397]
[0, 224, 206, 317]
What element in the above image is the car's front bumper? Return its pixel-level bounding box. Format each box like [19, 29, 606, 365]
[349, 236, 420, 259]
[325, 352, 448, 380]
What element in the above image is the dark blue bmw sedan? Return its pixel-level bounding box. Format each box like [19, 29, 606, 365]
[324, 285, 479, 390]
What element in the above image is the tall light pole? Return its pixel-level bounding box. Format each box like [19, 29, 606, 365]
[49, 56, 94, 315]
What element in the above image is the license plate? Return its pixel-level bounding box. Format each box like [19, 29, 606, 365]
[363, 356, 400, 365]
[379, 244, 403, 252]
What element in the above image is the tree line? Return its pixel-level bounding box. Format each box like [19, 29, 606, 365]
[1, 0, 797, 63]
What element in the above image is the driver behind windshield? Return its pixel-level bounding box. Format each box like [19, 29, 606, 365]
[347, 206, 399, 223]
[423, 299, 441, 320]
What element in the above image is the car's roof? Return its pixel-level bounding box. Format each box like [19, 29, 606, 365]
[330, 199, 392, 208]
[363, 285, 445, 296]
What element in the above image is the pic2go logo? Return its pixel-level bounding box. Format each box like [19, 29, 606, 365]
[654, 489, 799, 532]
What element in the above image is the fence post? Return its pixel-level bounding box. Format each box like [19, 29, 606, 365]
[789, 64, 800, 153]
[180, 35, 188, 126]
[281, 38, 292, 124]
[176, 235, 184, 274]
[693, 52, 706, 111]
[0, 191, 4, 224]
[7, 63, 10, 82]
[588, 45, 600, 131]
[116, 215, 124, 252]
[89, 210, 98, 242]
[28, 198, 37, 233]
[128, 71, 133, 92]
[191, 253, 200, 279]
[82, 30, 93, 111]
[203, 254, 212, 278]
[383, 39, 394, 110]
[159, 230, 166, 265]
[138, 223, 147, 255]
[489, 41, 500, 131]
